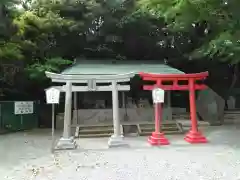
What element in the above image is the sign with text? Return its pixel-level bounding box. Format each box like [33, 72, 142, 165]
[152, 88, 165, 103]
[14, 101, 34, 114]
[46, 87, 60, 104]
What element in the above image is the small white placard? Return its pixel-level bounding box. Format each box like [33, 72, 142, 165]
[14, 101, 34, 114]
[152, 88, 165, 103]
[46, 87, 60, 104]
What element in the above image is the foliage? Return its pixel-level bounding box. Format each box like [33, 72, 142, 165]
[0, 42, 23, 61]
[1, 0, 237, 99]
[138, 0, 240, 64]
[0, 0, 24, 92]
[26, 57, 72, 81]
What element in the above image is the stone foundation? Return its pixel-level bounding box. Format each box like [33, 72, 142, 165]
[55, 136, 77, 150]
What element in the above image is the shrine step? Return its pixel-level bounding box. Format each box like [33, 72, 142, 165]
[224, 110, 240, 124]
[79, 133, 112, 138]
[138, 122, 183, 136]
[75, 124, 116, 138]
[173, 113, 190, 120]
[176, 120, 210, 127]
[74, 122, 184, 138]
[80, 127, 113, 134]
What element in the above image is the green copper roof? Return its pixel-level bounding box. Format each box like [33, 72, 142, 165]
[61, 60, 184, 75]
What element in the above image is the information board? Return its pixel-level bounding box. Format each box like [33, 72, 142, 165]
[46, 87, 60, 104]
[14, 101, 34, 114]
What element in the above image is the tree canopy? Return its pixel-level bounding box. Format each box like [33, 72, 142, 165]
[0, 0, 239, 99]
[139, 0, 240, 64]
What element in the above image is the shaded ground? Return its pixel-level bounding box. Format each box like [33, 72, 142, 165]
[1, 125, 240, 180]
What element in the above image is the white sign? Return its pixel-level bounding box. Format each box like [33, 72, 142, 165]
[46, 87, 60, 104]
[152, 88, 165, 103]
[14, 101, 34, 114]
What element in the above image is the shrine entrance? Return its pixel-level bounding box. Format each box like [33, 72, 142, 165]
[45, 71, 135, 149]
[45, 60, 191, 150]
[139, 71, 209, 145]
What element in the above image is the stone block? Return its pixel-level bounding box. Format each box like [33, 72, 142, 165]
[196, 88, 225, 125]
[108, 135, 129, 148]
[227, 96, 236, 110]
[55, 137, 77, 150]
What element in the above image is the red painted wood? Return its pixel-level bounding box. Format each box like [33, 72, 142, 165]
[139, 71, 209, 79]
[143, 84, 207, 91]
[139, 72, 208, 91]
[139, 71, 209, 144]
[149, 102, 169, 146]
[189, 78, 198, 132]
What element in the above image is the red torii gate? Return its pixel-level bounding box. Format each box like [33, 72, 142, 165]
[139, 71, 209, 145]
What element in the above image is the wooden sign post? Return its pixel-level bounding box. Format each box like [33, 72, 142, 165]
[45, 87, 60, 153]
[14, 101, 34, 129]
[149, 88, 170, 145]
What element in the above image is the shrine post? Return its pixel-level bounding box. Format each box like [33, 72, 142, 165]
[149, 87, 170, 146]
[45, 87, 60, 153]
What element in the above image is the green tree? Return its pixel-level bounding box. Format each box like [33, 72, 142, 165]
[139, 0, 240, 62]
[0, 0, 25, 97]
[13, 1, 74, 80]
[139, 0, 240, 99]
[1, 0, 201, 99]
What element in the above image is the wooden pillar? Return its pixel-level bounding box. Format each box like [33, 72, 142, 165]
[122, 92, 125, 108]
[148, 102, 169, 145]
[189, 79, 198, 132]
[165, 91, 172, 121]
[184, 78, 207, 143]
[112, 80, 121, 136]
[73, 91, 78, 125]
[56, 82, 77, 149]
[63, 82, 72, 138]
[155, 103, 161, 133]
[108, 81, 128, 147]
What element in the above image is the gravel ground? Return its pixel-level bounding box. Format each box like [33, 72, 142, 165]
[1, 125, 240, 180]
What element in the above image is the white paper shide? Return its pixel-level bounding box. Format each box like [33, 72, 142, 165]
[46, 87, 60, 104]
[152, 88, 165, 103]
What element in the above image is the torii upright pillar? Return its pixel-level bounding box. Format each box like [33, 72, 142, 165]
[57, 82, 77, 149]
[108, 80, 127, 147]
[184, 78, 207, 143]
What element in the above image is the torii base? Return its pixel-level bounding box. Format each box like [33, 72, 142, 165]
[148, 132, 170, 146]
[108, 135, 129, 148]
[184, 130, 208, 144]
[55, 137, 77, 150]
